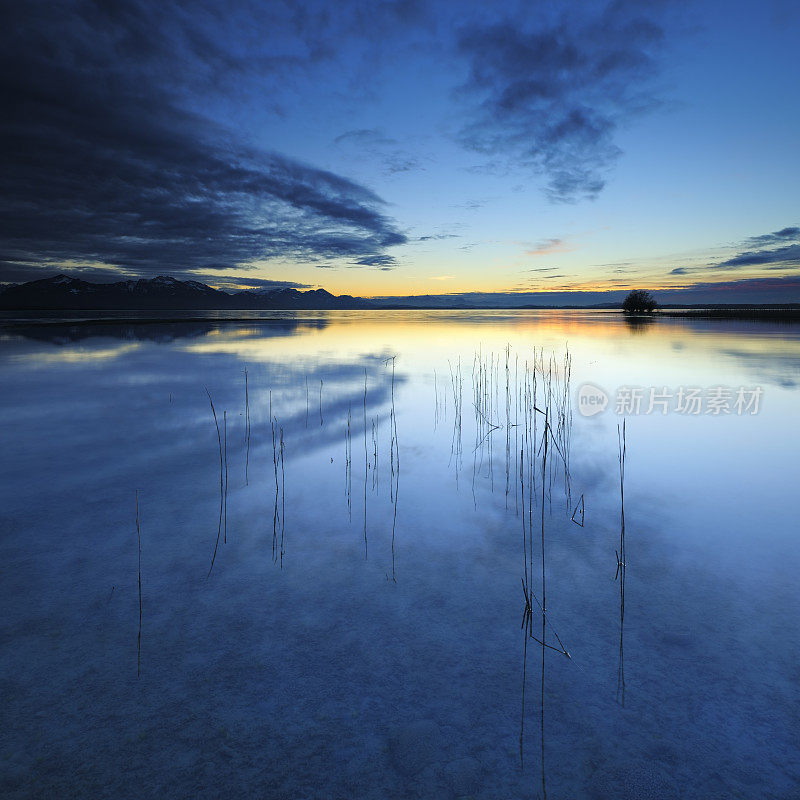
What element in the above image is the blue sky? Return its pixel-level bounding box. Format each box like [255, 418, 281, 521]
[1, 0, 799, 302]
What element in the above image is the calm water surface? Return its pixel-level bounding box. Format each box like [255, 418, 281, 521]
[1, 311, 798, 799]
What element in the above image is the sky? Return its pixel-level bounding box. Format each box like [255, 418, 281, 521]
[1, 0, 799, 303]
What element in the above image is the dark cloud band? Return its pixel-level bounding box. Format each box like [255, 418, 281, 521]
[0, 0, 406, 283]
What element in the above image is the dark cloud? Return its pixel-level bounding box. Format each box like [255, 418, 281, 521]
[352, 254, 396, 268]
[0, 1, 406, 284]
[744, 226, 800, 247]
[715, 224, 800, 270]
[0, 261, 136, 285]
[456, 1, 666, 201]
[661, 226, 800, 279]
[717, 245, 800, 269]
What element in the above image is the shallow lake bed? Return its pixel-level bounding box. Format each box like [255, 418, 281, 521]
[1, 310, 798, 799]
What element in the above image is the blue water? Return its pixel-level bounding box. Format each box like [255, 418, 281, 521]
[1, 311, 798, 798]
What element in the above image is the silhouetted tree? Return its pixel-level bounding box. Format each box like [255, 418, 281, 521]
[622, 289, 657, 313]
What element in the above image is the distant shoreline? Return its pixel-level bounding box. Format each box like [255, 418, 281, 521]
[2, 305, 800, 326]
[657, 307, 800, 321]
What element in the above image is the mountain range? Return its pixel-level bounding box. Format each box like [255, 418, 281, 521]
[0, 274, 372, 310]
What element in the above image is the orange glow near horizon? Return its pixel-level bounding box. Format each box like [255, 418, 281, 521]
[179, 309, 800, 380]
[217, 275, 768, 299]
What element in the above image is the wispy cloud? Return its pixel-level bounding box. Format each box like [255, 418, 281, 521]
[417, 233, 461, 242]
[525, 237, 575, 257]
[452, 198, 491, 211]
[334, 129, 396, 147]
[211, 277, 313, 291]
[334, 128, 423, 175]
[455, 1, 667, 201]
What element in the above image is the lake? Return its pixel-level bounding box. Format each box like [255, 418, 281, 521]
[1, 310, 798, 799]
